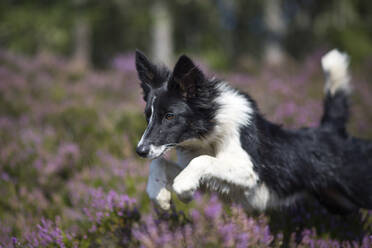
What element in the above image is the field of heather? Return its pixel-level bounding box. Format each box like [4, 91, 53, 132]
[0, 50, 371, 247]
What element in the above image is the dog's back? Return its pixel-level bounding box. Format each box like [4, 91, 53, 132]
[258, 50, 372, 214]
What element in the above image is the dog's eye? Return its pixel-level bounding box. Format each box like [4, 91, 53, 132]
[165, 113, 175, 120]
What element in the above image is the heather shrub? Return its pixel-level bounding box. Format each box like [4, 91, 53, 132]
[0, 50, 371, 247]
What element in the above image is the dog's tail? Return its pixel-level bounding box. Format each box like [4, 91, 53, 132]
[320, 49, 351, 137]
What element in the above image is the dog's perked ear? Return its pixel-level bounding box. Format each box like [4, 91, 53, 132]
[168, 55, 205, 98]
[135, 50, 155, 100]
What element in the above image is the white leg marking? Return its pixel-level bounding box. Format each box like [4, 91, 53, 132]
[172, 154, 259, 201]
[172, 155, 212, 201]
[244, 183, 272, 211]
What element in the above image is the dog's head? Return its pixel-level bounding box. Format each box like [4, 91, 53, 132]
[135, 50, 217, 159]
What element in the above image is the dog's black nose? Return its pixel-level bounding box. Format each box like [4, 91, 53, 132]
[136, 145, 150, 158]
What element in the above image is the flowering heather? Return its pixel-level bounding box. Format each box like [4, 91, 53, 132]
[0, 50, 371, 247]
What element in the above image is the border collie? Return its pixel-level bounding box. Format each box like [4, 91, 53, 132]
[135, 49, 372, 214]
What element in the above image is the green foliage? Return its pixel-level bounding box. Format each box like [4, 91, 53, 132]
[0, 4, 73, 54]
[116, 111, 145, 151]
[336, 28, 372, 63]
[1, 0, 372, 68]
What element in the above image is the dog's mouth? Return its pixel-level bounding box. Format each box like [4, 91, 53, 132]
[148, 143, 177, 160]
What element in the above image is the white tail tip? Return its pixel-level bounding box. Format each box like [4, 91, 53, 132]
[321, 49, 351, 96]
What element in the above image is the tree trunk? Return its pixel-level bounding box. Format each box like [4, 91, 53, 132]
[263, 0, 286, 66]
[151, 0, 173, 66]
[71, 15, 91, 71]
[217, 0, 237, 65]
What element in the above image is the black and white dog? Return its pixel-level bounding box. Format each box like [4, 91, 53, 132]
[135, 49, 372, 214]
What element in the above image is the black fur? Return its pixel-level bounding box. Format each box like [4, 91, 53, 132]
[135, 50, 171, 101]
[239, 93, 372, 214]
[321, 91, 350, 138]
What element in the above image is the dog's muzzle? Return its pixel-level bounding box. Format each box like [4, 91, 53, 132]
[136, 144, 150, 158]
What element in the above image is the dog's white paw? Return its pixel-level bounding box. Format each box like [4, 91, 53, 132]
[146, 183, 171, 211]
[155, 188, 171, 211]
[172, 174, 199, 203]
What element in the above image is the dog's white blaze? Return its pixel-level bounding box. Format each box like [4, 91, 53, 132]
[138, 96, 170, 159]
[321, 49, 351, 96]
[138, 96, 157, 147]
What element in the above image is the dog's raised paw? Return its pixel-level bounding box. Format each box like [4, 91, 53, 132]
[172, 176, 198, 203]
[157, 198, 171, 211]
[149, 187, 171, 211]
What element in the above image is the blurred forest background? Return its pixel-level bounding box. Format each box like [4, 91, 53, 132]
[1, 0, 372, 69]
[0, 0, 372, 247]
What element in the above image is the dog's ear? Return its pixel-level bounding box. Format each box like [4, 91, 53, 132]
[169, 55, 204, 98]
[135, 50, 155, 100]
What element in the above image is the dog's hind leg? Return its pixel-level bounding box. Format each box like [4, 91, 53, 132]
[313, 188, 358, 215]
[320, 49, 351, 137]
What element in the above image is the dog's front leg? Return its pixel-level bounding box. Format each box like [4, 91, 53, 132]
[147, 158, 182, 210]
[172, 155, 259, 201]
[172, 155, 216, 202]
